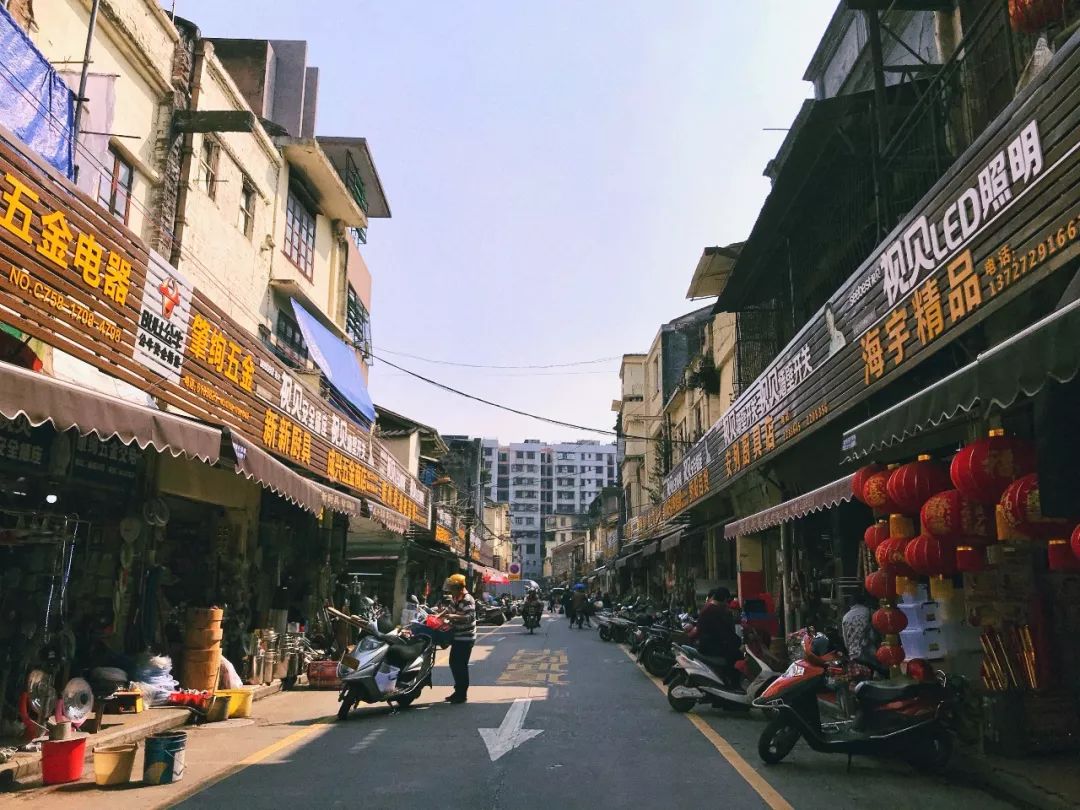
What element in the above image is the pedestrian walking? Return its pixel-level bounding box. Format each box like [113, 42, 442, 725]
[571, 585, 588, 629]
[440, 574, 476, 704]
[562, 589, 576, 627]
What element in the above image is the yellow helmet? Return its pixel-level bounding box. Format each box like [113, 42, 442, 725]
[446, 574, 467, 590]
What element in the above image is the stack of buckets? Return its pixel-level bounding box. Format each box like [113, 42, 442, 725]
[182, 606, 224, 691]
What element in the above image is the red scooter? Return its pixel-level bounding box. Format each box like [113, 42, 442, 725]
[752, 632, 963, 771]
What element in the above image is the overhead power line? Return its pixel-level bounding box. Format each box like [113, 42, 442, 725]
[374, 347, 622, 369]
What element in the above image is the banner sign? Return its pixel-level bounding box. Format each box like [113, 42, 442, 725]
[630, 39, 1080, 540]
[0, 130, 429, 526]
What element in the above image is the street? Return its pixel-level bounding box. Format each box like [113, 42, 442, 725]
[12, 613, 1021, 810]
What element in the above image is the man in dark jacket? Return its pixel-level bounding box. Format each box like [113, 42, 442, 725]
[688, 588, 741, 661]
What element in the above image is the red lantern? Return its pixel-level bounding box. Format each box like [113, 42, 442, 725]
[921, 489, 992, 541]
[876, 536, 913, 576]
[1072, 524, 1080, 561]
[1000, 473, 1072, 538]
[950, 430, 1036, 505]
[904, 534, 926, 573]
[875, 642, 906, 668]
[852, 464, 884, 506]
[863, 468, 901, 514]
[1009, 0, 1068, 34]
[956, 545, 985, 573]
[922, 534, 957, 577]
[864, 521, 889, 553]
[887, 455, 951, 514]
[1048, 539, 1080, 572]
[865, 570, 897, 600]
[872, 606, 908, 635]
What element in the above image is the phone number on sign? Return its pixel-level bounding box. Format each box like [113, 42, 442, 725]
[984, 213, 1080, 297]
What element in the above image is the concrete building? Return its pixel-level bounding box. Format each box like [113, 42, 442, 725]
[614, 354, 647, 525]
[481, 438, 617, 579]
[483, 501, 512, 572]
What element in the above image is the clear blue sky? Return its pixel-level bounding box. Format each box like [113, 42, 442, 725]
[177, 1, 837, 443]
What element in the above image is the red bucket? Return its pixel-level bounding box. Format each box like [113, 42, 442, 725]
[42, 736, 86, 785]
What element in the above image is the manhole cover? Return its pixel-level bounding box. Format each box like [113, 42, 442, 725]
[193, 718, 256, 730]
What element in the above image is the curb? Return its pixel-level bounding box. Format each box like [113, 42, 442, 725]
[953, 749, 1078, 810]
[1, 680, 284, 789]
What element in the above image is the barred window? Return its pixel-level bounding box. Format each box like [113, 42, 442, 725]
[284, 189, 316, 279]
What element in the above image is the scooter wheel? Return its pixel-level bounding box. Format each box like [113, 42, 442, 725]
[337, 692, 355, 721]
[395, 692, 418, 709]
[758, 716, 800, 764]
[666, 673, 696, 713]
[644, 648, 674, 679]
[598, 626, 611, 642]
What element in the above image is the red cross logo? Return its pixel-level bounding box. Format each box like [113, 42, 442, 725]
[159, 277, 181, 319]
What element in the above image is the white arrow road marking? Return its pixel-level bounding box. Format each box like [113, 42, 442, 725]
[478, 698, 543, 762]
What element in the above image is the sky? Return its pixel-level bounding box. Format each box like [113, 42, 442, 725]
[177, 1, 838, 444]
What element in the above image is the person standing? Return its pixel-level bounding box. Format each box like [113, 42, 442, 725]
[441, 574, 476, 704]
[571, 586, 588, 629]
[841, 590, 875, 663]
[562, 589, 576, 627]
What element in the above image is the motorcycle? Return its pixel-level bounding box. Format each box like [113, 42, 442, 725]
[752, 632, 963, 771]
[665, 627, 781, 713]
[637, 612, 691, 678]
[329, 607, 437, 721]
[477, 603, 507, 626]
[521, 602, 543, 634]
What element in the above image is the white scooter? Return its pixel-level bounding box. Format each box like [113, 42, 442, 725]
[665, 628, 782, 713]
[329, 606, 437, 721]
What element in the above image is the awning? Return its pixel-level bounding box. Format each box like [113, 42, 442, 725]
[615, 557, 628, 569]
[686, 243, 743, 300]
[842, 298, 1080, 460]
[291, 299, 376, 424]
[659, 528, 684, 552]
[313, 481, 365, 519]
[723, 473, 856, 539]
[229, 435, 322, 513]
[480, 567, 509, 584]
[0, 362, 221, 462]
[642, 541, 660, 557]
[365, 499, 410, 535]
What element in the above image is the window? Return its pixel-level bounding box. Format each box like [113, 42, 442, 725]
[97, 147, 133, 224]
[199, 138, 220, 199]
[525, 544, 536, 555]
[526, 451, 536, 459]
[525, 517, 535, 526]
[275, 310, 307, 364]
[515, 451, 524, 459]
[654, 357, 661, 393]
[345, 285, 371, 353]
[499, 452, 508, 461]
[238, 180, 256, 238]
[284, 188, 317, 279]
[483, 447, 493, 456]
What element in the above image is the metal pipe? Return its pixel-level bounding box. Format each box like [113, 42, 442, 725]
[72, 0, 101, 184]
[170, 37, 207, 267]
[780, 522, 793, 636]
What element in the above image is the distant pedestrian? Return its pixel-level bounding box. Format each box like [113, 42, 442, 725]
[571, 586, 588, 629]
[440, 574, 476, 704]
[562, 589, 576, 627]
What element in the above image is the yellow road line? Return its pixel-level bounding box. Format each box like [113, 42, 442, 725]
[620, 646, 793, 810]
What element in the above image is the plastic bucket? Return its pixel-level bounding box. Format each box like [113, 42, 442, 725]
[41, 736, 86, 785]
[143, 731, 187, 785]
[93, 743, 137, 786]
[206, 694, 231, 722]
[219, 687, 254, 718]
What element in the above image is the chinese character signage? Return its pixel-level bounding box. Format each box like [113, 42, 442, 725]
[0, 130, 429, 528]
[631, 51, 1080, 540]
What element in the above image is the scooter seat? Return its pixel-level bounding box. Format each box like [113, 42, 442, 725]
[385, 639, 427, 668]
[681, 645, 729, 669]
[854, 679, 926, 704]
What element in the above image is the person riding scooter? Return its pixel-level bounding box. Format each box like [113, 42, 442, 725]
[686, 588, 741, 683]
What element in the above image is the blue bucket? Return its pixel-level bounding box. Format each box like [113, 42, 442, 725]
[143, 731, 187, 785]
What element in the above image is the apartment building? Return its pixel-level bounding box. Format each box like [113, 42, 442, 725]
[481, 438, 617, 579]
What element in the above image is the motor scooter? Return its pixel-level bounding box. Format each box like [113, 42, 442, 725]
[329, 607, 437, 721]
[752, 632, 963, 770]
[521, 601, 542, 634]
[665, 627, 781, 713]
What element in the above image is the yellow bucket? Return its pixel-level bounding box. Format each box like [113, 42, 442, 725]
[93, 743, 137, 786]
[218, 687, 255, 718]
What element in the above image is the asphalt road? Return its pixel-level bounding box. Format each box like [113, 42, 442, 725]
[14, 612, 1023, 809]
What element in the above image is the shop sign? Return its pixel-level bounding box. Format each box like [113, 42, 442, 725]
[70, 433, 139, 485]
[0, 133, 429, 527]
[0, 416, 51, 468]
[637, 46, 1080, 538]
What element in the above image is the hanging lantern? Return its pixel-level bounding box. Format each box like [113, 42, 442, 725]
[904, 534, 926, 573]
[872, 605, 908, 635]
[951, 429, 1037, 505]
[875, 641, 906, 668]
[864, 521, 889, 553]
[1071, 523, 1080, 561]
[863, 466, 901, 514]
[904, 534, 955, 576]
[1048, 539, 1080, 572]
[956, 545, 985, 573]
[852, 464, 884, 506]
[887, 455, 952, 514]
[865, 570, 897, 600]
[1000, 473, 1072, 538]
[921, 489, 993, 541]
[876, 536, 914, 576]
[1009, 0, 1068, 34]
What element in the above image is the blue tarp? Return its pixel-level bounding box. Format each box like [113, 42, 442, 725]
[0, 4, 74, 177]
[290, 299, 376, 425]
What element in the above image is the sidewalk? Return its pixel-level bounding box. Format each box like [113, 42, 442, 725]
[0, 682, 282, 789]
[957, 748, 1080, 810]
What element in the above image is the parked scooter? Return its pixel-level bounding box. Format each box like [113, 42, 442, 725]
[636, 612, 691, 678]
[665, 627, 781, 713]
[477, 603, 507, 626]
[329, 606, 436, 721]
[752, 632, 964, 770]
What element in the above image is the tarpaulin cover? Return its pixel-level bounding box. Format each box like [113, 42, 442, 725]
[723, 473, 856, 539]
[0, 4, 74, 177]
[290, 299, 376, 424]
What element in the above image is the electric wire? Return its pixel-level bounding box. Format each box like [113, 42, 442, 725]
[373, 347, 621, 369]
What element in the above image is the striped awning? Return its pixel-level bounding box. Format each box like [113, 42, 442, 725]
[723, 473, 856, 539]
